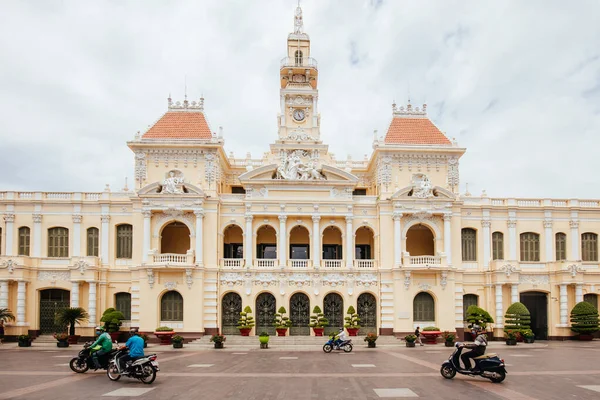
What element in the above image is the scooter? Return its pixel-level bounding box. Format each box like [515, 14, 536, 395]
[69, 341, 119, 373]
[106, 346, 160, 384]
[440, 342, 507, 383]
[323, 337, 353, 353]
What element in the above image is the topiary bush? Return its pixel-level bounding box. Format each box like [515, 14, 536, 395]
[504, 302, 531, 335]
[466, 305, 494, 328]
[237, 306, 255, 330]
[308, 306, 329, 328]
[344, 306, 361, 329]
[100, 308, 126, 333]
[423, 326, 440, 331]
[570, 301, 599, 334]
[273, 307, 292, 329]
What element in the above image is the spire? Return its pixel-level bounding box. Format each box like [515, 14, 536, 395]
[294, 1, 303, 34]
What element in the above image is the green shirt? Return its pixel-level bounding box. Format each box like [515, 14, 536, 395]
[91, 332, 113, 352]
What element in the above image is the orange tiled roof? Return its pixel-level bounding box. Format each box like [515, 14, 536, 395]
[142, 111, 212, 140]
[384, 117, 451, 145]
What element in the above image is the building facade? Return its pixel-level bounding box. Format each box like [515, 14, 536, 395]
[1, 6, 599, 340]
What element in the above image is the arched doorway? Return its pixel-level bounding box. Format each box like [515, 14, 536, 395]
[257, 225, 277, 260]
[160, 222, 190, 254]
[39, 289, 70, 334]
[223, 225, 243, 259]
[322, 226, 343, 262]
[289, 226, 310, 260]
[357, 293, 377, 335]
[289, 293, 310, 336]
[520, 292, 548, 340]
[323, 293, 344, 335]
[256, 292, 276, 335]
[221, 292, 242, 335]
[406, 224, 435, 256]
[355, 227, 375, 261]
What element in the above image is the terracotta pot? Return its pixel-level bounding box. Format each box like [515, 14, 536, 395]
[578, 334, 594, 341]
[347, 328, 359, 337]
[154, 331, 175, 345]
[367, 341, 376, 348]
[312, 327, 324, 337]
[67, 335, 80, 345]
[276, 328, 288, 337]
[239, 328, 251, 336]
[109, 332, 121, 343]
[421, 331, 441, 344]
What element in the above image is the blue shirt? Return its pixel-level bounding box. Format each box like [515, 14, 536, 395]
[125, 335, 145, 358]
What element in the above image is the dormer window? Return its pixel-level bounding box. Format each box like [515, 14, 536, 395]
[295, 50, 303, 66]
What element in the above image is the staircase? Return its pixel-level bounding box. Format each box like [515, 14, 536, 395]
[33, 335, 58, 343]
[187, 335, 403, 348]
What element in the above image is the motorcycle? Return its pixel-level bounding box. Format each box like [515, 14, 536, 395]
[440, 342, 507, 383]
[69, 341, 118, 373]
[106, 346, 159, 384]
[323, 337, 353, 353]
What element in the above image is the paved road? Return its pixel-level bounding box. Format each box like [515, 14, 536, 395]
[0, 342, 599, 399]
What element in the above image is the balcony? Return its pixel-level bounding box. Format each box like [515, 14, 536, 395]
[354, 259, 376, 269]
[289, 260, 311, 269]
[221, 259, 245, 269]
[407, 255, 441, 267]
[151, 252, 195, 265]
[255, 259, 277, 268]
[280, 56, 318, 70]
[322, 260, 343, 269]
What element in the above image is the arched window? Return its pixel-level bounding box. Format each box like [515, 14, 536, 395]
[115, 292, 131, 320]
[413, 292, 435, 321]
[295, 50, 303, 65]
[48, 227, 69, 257]
[463, 294, 478, 320]
[461, 228, 477, 262]
[555, 232, 566, 261]
[584, 294, 598, 310]
[492, 232, 504, 260]
[87, 227, 99, 257]
[18, 226, 31, 256]
[161, 291, 183, 321]
[582, 233, 598, 262]
[116, 224, 133, 259]
[520, 232, 540, 262]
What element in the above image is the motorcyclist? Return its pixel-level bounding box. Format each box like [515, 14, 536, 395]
[91, 326, 113, 370]
[334, 328, 348, 349]
[118, 328, 145, 371]
[460, 324, 488, 372]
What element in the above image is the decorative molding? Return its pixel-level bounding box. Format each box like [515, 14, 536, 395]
[3, 213, 15, 223]
[185, 268, 193, 289]
[1, 259, 16, 274]
[376, 155, 392, 190]
[447, 156, 459, 191]
[73, 260, 89, 275]
[569, 220, 580, 229]
[500, 264, 518, 277]
[440, 271, 448, 290]
[147, 269, 155, 289]
[142, 210, 152, 218]
[418, 283, 431, 291]
[164, 281, 177, 291]
[275, 150, 324, 180]
[161, 170, 185, 194]
[410, 173, 434, 198]
[38, 271, 70, 282]
[101, 215, 111, 223]
[220, 272, 244, 287]
[519, 274, 549, 286]
[543, 219, 553, 229]
[72, 214, 83, 223]
[135, 152, 147, 183]
[355, 273, 378, 287]
[322, 273, 345, 287]
[443, 213, 452, 221]
[566, 264, 583, 278]
[406, 211, 435, 223]
[253, 273, 278, 287]
[404, 271, 411, 290]
[32, 214, 43, 223]
[481, 220, 491, 228]
[288, 273, 312, 287]
[507, 219, 517, 228]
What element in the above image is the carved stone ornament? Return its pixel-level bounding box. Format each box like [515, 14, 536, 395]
[221, 272, 244, 287]
[406, 211, 435, 223]
[147, 269, 155, 289]
[274, 150, 325, 181]
[507, 219, 517, 228]
[135, 152, 147, 183]
[440, 271, 448, 290]
[288, 273, 312, 287]
[2, 259, 16, 274]
[185, 268, 193, 289]
[569, 220, 580, 229]
[72, 214, 83, 223]
[519, 274, 549, 286]
[566, 264, 583, 278]
[161, 170, 185, 194]
[410, 173, 434, 198]
[355, 273, 378, 287]
[376, 156, 392, 189]
[322, 273, 345, 287]
[543, 219, 553, 229]
[32, 214, 43, 223]
[500, 264, 518, 277]
[254, 273, 278, 287]
[404, 271, 411, 290]
[418, 283, 432, 291]
[73, 260, 89, 275]
[481, 220, 491, 228]
[3, 213, 15, 223]
[38, 271, 71, 282]
[164, 281, 177, 291]
[283, 129, 316, 142]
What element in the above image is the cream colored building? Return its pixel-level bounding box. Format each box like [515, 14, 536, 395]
[1, 6, 598, 340]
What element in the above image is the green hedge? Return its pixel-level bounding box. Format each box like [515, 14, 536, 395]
[570, 301, 599, 334]
[504, 302, 531, 334]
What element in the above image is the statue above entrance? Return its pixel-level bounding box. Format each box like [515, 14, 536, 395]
[275, 150, 325, 181]
[411, 173, 434, 198]
[161, 170, 185, 194]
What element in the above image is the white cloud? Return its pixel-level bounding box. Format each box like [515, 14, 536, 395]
[0, 0, 599, 198]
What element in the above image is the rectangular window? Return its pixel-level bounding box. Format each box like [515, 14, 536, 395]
[48, 227, 69, 258]
[555, 233, 566, 261]
[224, 243, 243, 258]
[354, 245, 371, 260]
[87, 228, 99, 257]
[584, 294, 598, 310]
[582, 233, 598, 262]
[492, 232, 504, 260]
[323, 244, 342, 260]
[520, 232, 540, 262]
[290, 244, 309, 260]
[115, 293, 131, 320]
[257, 244, 277, 259]
[231, 186, 246, 194]
[116, 225, 133, 259]
[352, 189, 367, 196]
[18, 227, 31, 256]
[461, 228, 477, 262]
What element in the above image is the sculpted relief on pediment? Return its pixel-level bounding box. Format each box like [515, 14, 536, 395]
[274, 150, 325, 181]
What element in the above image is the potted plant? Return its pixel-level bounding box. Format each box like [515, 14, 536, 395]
[273, 306, 292, 336]
[172, 335, 184, 349]
[465, 305, 494, 340]
[404, 334, 417, 347]
[154, 326, 175, 345]
[141, 333, 149, 348]
[17, 334, 32, 347]
[421, 326, 441, 344]
[54, 332, 69, 348]
[210, 333, 226, 349]
[100, 308, 126, 342]
[308, 306, 329, 336]
[237, 306, 255, 336]
[441, 331, 456, 347]
[570, 301, 599, 340]
[522, 329, 535, 344]
[364, 332, 378, 348]
[344, 306, 361, 336]
[504, 302, 531, 342]
[504, 330, 519, 345]
[55, 307, 88, 344]
[259, 331, 270, 349]
[0, 308, 15, 344]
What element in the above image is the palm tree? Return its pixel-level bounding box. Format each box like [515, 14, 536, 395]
[0, 308, 16, 323]
[56, 307, 89, 336]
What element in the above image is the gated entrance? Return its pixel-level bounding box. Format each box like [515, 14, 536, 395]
[221, 292, 242, 335]
[289, 292, 310, 336]
[256, 292, 276, 335]
[323, 293, 343, 335]
[39, 289, 70, 334]
[357, 293, 377, 335]
[520, 291, 548, 340]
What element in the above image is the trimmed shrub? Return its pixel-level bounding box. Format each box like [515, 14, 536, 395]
[504, 302, 531, 334]
[570, 301, 600, 334]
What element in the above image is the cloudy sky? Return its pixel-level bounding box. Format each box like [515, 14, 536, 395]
[1, 0, 599, 198]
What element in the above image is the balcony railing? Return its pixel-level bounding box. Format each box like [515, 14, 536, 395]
[355, 259, 376, 269]
[280, 56, 318, 69]
[221, 258, 244, 268]
[409, 256, 441, 266]
[322, 260, 343, 269]
[289, 259, 310, 268]
[255, 259, 277, 268]
[153, 253, 190, 264]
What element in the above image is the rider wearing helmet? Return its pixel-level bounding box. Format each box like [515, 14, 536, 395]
[91, 326, 112, 369]
[461, 324, 488, 372]
[119, 328, 145, 370]
[334, 328, 348, 349]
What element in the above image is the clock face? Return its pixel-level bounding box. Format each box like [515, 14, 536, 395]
[293, 109, 305, 121]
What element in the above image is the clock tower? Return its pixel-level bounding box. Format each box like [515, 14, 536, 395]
[277, 4, 320, 142]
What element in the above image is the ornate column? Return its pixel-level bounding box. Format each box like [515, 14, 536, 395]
[88, 281, 97, 327]
[72, 214, 82, 257]
[279, 215, 287, 268]
[393, 213, 402, 267]
[16, 280, 27, 326]
[443, 213, 452, 266]
[570, 220, 580, 260]
[345, 216, 354, 268]
[244, 215, 253, 268]
[544, 218, 553, 262]
[482, 219, 491, 269]
[454, 284, 464, 328]
[100, 215, 110, 265]
[32, 214, 42, 258]
[71, 281, 80, 307]
[511, 283, 519, 304]
[312, 215, 321, 268]
[559, 284, 568, 325]
[575, 283, 583, 303]
[507, 219, 517, 260]
[195, 209, 204, 266]
[0, 280, 8, 309]
[142, 210, 151, 263]
[495, 284, 503, 328]
[3, 213, 14, 256]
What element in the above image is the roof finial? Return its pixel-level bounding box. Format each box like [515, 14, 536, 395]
[294, 0, 304, 34]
